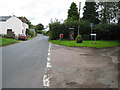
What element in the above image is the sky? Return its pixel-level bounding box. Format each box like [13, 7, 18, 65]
[0, 0, 85, 27]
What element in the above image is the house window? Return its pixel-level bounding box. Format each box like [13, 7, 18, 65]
[7, 29, 12, 32]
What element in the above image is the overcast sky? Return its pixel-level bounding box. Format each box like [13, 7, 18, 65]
[0, 0, 85, 27]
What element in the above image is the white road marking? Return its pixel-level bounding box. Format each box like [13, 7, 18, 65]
[43, 43, 52, 88]
[46, 62, 51, 68]
[48, 53, 50, 56]
[47, 57, 50, 61]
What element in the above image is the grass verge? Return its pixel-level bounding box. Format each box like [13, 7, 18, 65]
[0, 37, 18, 47]
[27, 35, 37, 40]
[49, 40, 119, 48]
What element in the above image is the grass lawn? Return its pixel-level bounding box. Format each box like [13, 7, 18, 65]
[49, 40, 119, 48]
[0, 37, 18, 47]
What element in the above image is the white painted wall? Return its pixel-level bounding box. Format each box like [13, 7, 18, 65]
[0, 21, 6, 35]
[23, 23, 29, 35]
[0, 16, 28, 36]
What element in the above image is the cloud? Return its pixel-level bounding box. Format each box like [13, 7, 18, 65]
[0, 0, 85, 26]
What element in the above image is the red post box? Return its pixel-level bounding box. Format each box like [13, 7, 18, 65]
[61, 34, 63, 38]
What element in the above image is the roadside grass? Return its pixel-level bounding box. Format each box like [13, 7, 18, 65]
[0, 35, 37, 47]
[27, 35, 37, 40]
[0, 37, 18, 47]
[49, 40, 119, 48]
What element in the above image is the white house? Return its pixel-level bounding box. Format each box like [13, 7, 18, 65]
[0, 16, 28, 36]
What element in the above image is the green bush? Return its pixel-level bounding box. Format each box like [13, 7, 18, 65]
[37, 30, 42, 34]
[42, 31, 46, 35]
[82, 34, 90, 40]
[49, 19, 90, 40]
[46, 30, 50, 36]
[49, 18, 119, 40]
[49, 22, 65, 40]
[94, 23, 120, 40]
[29, 31, 34, 37]
[75, 35, 83, 43]
[26, 29, 36, 37]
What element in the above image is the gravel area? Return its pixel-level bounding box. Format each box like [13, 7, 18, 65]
[47, 43, 118, 88]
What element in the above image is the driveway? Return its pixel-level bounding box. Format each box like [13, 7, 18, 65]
[47, 43, 118, 88]
[2, 34, 49, 88]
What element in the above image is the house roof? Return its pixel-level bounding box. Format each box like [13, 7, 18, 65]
[0, 16, 11, 21]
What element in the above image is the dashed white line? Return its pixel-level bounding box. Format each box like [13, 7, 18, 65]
[48, 53, 50, 56]
[47, 57, 50, 61]
[43, 43, 52, 88]
[46, 62, 51, 68]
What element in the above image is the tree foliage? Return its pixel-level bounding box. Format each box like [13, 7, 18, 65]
[26, 29, 35, 37]
[49, 19, 91, 40]
[98, 2, 118, 24]
[94, 23, 120, 40]
[36, 23, 44, 30]
[83, 0, 100, 24]
[118, 1, 120, 23]
[35, 23, 44, 33]
[49, 2, 119, 40]
[49, 20, 66, 40]
[67, 2, 79, 21]
[118, 1, 120, 9]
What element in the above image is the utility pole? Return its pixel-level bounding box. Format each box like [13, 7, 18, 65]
[78, 2, 81, 35]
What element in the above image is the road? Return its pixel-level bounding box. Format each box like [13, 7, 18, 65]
[2, 34, 49, 88]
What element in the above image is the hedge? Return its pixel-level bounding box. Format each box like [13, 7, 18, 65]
[94, 23, 120, 40]
[49, 19, 120, 40]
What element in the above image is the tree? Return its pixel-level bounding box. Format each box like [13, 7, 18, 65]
[98, 2, 118, 24]
[36, 23, 44, 30]
[117, 1, 120, 23]
[35, 23, 44, 34]
[83, 0, 100, 24]
[67, 2, 79, 21]
[118, 1, 120, 8]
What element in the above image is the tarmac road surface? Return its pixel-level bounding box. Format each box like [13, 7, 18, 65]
[2, 34, 49, 88]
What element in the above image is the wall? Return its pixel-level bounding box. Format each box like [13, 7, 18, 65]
[0, 16, 28, 36]
[5, 17, 23, 36]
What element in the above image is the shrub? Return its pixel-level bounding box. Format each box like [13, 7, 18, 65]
[42, 31, 46, 35]
[76, 35, 83, 43]
[94, 23, 120, 40]
[49, 22, 64, 40]
[37, 30, 42, 34]
[49, 18, 119, 40]
[49, 19, 90, 40]
[82, 34, 90, 40]
[46, 30, 50, 36]
[29, 31, 34, 37]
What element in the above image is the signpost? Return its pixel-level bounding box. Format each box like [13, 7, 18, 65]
[90, 23, 93, 42]
[90, 23, 96, 44]
[78, 2, 81, 35]
[90, 23, 93, 27]
[90, 33, 97, 44]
